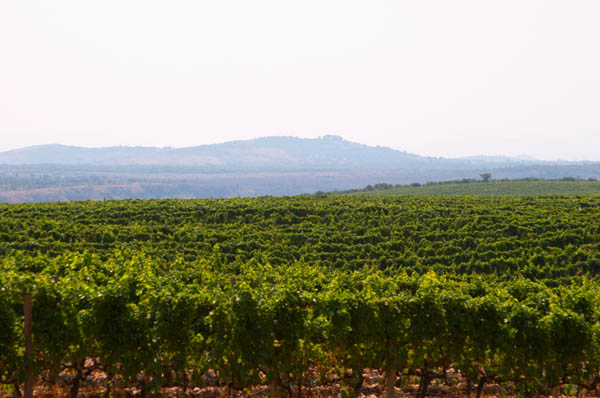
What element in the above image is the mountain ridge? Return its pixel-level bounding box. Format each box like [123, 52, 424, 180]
[2, 135, 600, 203]
[0, 135, 566, 170]
[0, 136, 415, 168]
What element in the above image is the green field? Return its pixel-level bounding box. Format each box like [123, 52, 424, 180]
[2, 196, 600, 397]
[337, 178, 600, 196]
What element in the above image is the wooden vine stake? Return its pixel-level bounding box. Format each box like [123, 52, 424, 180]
[384, 338, 395, 398]
[24, 294, 33, 398]
[384, 367, 395, 398]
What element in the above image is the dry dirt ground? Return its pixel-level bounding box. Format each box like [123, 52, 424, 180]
[1, 369, 595, 398]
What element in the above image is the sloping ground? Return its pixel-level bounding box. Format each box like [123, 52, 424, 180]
[340, 179, 600, 196]
[0, 136, 422, 168]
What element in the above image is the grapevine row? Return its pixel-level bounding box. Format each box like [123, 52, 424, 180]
[1, 196, 599, 281]
[1, 252, 599, 398]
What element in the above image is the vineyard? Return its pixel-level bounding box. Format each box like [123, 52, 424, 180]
[1, 195, 600, 398]
[335, 179, 600, 197]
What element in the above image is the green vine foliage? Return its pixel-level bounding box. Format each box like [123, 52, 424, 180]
[1, 196, 600, 396]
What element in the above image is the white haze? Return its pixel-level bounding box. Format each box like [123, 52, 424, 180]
[1, 1, 599, 160]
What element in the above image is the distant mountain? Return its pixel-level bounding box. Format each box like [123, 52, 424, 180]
[1, 136, 599, 203]
[3, 136, 594, 171]
[0, 135, 554, 171]
[0, 136, 431, 170]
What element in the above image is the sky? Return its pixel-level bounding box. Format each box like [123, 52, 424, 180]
[1, 1, 599, 161]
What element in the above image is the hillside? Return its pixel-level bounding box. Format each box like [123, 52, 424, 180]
[0, 136, 425, 169]
[0, 135, 570, 171]
[335, 178, 600, 196]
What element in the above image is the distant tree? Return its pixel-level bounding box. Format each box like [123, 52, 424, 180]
[480, 173, 492, 182]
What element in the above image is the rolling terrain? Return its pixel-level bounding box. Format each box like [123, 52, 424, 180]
[335, 178, 600, 196]
[0, 135, 424, 169]
[1, 136, 600, 202]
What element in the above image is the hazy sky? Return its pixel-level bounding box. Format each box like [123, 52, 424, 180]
[1, 1, 599, 160]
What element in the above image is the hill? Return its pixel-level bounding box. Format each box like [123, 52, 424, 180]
[0, 135, 576, 171]
[0, 136, 425, 169]
[335, 178, 600, 196]
[1, 136, 600, 202]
